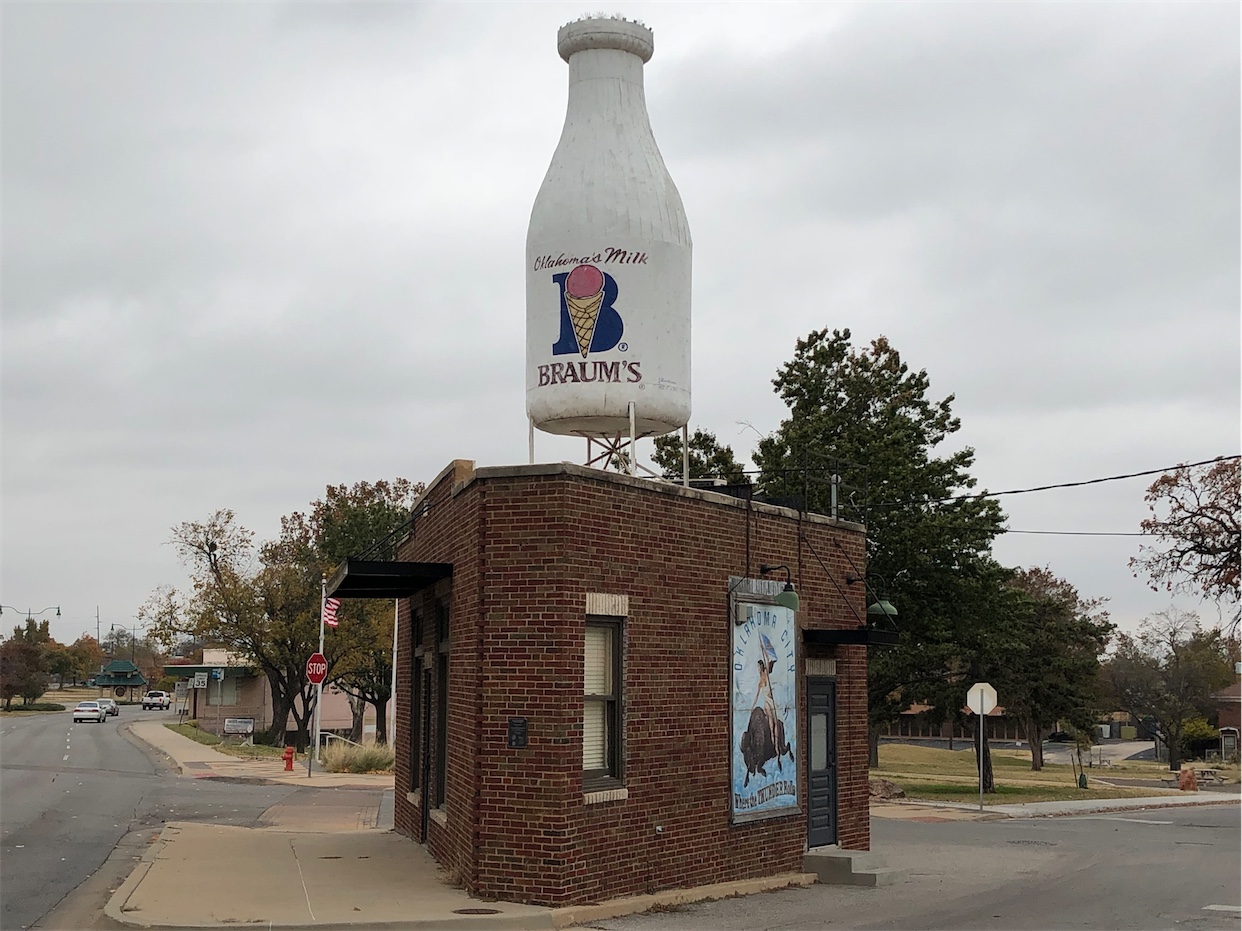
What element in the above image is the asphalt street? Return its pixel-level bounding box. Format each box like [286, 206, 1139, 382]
[585, 803, 1241, 931]
[0, 707, 294, 930]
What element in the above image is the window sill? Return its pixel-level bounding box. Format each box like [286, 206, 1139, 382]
[430, 807, 448, 827]
[584, 786, 628, 805]
[406, 790, 421, 806]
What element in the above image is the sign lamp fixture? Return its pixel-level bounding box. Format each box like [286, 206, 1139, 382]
[0, 605, 60, 618]
[759, 564, 800, 612]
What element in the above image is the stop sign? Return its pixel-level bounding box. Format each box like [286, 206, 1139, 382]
[966, 681, 997, 716]
[306, 652, 328, 685]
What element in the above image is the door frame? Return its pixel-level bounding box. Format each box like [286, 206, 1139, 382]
[806, 674, 838, 848]
[420, 669, 432, 842]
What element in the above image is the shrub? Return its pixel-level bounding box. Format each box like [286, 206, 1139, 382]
[0, 702, 66, 712]
[1179, 717, 1219, 761]
[322, 740, 394, 774]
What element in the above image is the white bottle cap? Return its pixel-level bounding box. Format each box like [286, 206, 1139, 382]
[558, 15, 653, 63]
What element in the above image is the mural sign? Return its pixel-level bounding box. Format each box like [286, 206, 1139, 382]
[731, 599, 798, 822]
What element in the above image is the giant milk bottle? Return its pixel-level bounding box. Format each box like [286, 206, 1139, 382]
[526, 16, 692, 441]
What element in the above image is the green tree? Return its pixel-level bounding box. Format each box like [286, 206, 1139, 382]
[1131, 457, 1240, 631]
[651, 428, 749, 484]
[143, 479, 422, 750]
[0, 639, 46, 709]
[1103, 609, 1234, 770]
[141, 511, 325, 749]
[753, 329, 1007, 767]
[281, 478, 423, 744]
[43, 642, 75, 689]
[5, 619, 54, 704]
[994, 567, 1113, 770]
[66, 635, 104, 686]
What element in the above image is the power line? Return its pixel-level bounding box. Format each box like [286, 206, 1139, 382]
[842, 455, 1239, 509]
[1002, 529, 1148, 537]
[943, 455, 1240, 504]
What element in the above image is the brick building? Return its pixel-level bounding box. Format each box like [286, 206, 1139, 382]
[329, 459, 876, 907]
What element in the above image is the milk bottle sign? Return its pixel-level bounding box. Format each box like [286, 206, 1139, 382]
[526, 16, 692, 439]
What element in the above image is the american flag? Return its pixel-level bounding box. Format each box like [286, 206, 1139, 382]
[323, 597, 341, 628]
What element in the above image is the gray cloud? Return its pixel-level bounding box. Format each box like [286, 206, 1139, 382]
[2, 1, 1236, 644]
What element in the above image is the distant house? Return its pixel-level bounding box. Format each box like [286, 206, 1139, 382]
[95, 659, 147, 701]
[1213, 681, 1240, 759]
[163, 648, 372, 741]
[1213, 681, 1240, 731]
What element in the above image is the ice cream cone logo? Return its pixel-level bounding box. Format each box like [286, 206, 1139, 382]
[551, 264, 624, 358]
[564, 264, 605, 358]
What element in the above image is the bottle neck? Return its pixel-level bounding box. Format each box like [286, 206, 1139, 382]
[566, 48, 646, 114]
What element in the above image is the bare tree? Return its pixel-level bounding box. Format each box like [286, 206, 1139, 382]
[1103, 608, 1234, 770]
[1132, 457, 1240, 631]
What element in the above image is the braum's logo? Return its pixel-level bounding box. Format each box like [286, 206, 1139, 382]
[551, 264, 623, 358]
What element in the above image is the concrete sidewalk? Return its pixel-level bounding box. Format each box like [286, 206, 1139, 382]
[110, 722, 1238, 929]
[130, 721, 396, 789]
[110, 722, 811, 930]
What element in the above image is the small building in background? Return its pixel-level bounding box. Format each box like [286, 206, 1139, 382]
[94, 659, 147, 701]
[163, 648, 370, 740]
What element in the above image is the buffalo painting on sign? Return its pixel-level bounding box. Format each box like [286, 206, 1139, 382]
[731, 601, 798, 821]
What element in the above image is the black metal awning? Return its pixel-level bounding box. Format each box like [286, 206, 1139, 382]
[326, 559, 453, 600]
[803, 627, 899, 647]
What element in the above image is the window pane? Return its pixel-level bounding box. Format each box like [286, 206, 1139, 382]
[584, 625, 613, 695]
[583, 699, 607, 770]
[811, 712, 828, 770]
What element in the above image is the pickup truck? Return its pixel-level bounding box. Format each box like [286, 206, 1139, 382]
[142, 691, 171, 711]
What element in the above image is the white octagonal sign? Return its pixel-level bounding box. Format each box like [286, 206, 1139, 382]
[967, 681, 997, 716]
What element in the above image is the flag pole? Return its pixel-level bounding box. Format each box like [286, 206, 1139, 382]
[315, 575, 326, 766]
[389, 599, 398, 747]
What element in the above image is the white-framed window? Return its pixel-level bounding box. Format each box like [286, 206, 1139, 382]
[206, 677, 239, 706]
[584, 616, 622, 784]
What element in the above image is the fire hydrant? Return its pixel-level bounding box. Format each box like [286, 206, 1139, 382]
[282, 746, 295, 772]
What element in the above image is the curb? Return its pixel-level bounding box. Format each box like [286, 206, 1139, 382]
[550, 871, 816, 928]
[1008, 797, 1241, 819]
[103, 824, 171, 927]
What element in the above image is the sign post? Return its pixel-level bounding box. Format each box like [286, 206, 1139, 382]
[213, 668, 225, 737]
[966, 682, 998, 812]
[306, 649, 328, 777]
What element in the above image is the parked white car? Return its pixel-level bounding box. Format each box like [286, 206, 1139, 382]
[142, 691, 171, 711]
[72, 701, 106, 723]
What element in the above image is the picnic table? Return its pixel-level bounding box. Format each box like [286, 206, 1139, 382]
[1159, 768, 1227, 788]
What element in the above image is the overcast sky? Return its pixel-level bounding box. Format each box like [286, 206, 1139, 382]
[3, 1, 1238, 649]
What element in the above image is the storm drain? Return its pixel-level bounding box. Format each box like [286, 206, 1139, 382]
[454, 909, 502, 915]
[1006, 839, 1056, 846]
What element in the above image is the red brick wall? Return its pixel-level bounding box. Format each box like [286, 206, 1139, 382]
[390, 462, 868, 906]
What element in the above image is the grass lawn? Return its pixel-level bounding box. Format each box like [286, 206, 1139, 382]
[873, 742, 1209, 804]
[164, 723, 288, 760]
[884, 778, 1172, 804]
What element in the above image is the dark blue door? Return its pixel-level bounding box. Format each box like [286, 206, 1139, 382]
[807, 677, 837, 848]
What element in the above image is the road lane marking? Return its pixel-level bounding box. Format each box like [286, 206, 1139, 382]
[63, 755, 69, 761]
[1203, 905, 1241, 913]
[1081, 816, 1172, 825]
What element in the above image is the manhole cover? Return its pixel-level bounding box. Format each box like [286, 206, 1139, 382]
[453, 908, 502, 915]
